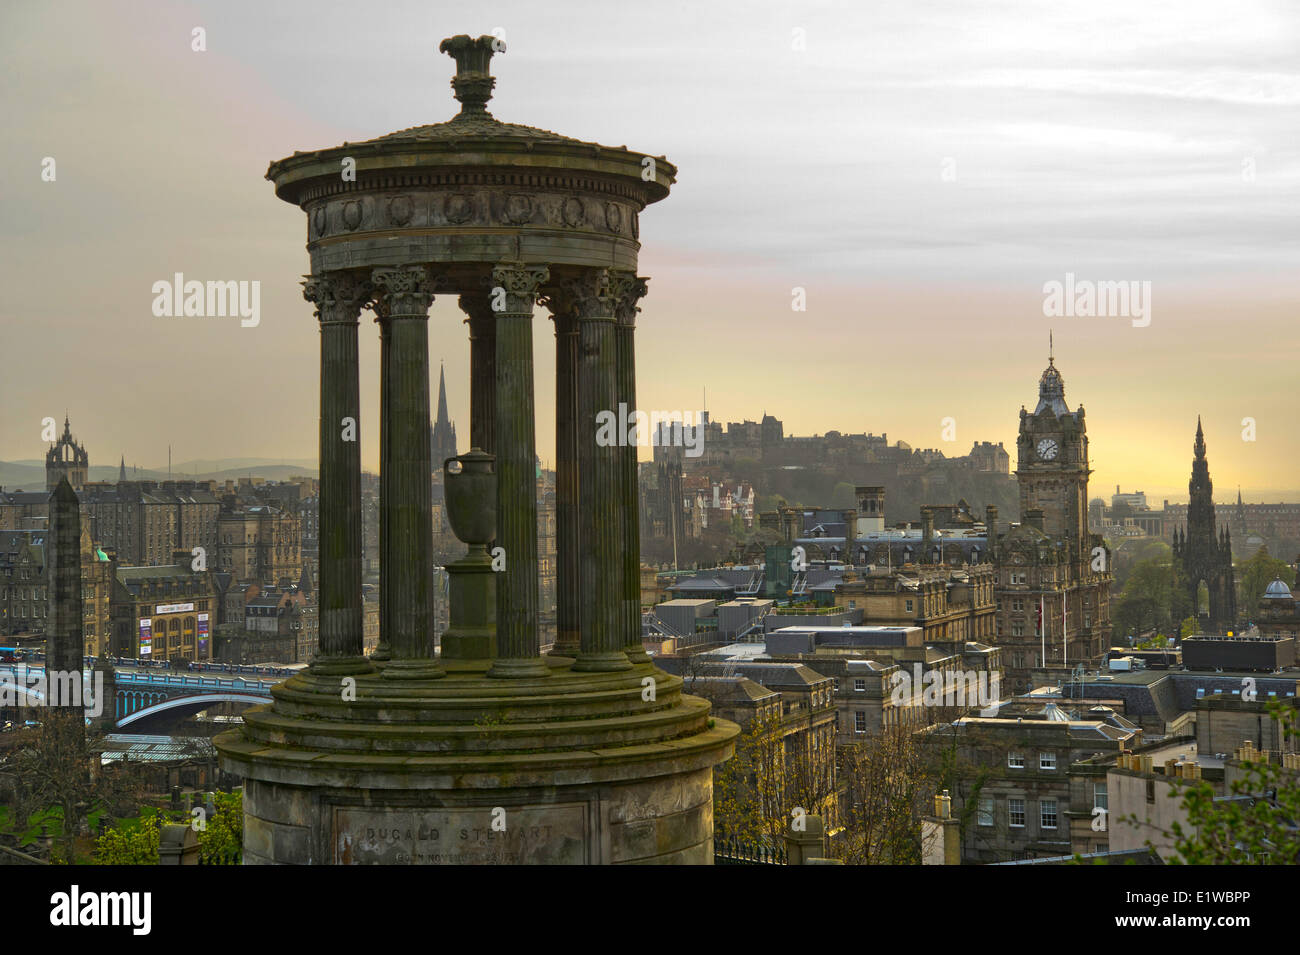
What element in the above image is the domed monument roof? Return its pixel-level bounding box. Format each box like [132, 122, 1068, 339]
[1263, 576, 1293, 599]
[266, 34, 675, 206]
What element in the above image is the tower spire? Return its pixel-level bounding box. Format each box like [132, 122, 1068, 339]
[436, 361, 450, 425]
[430, 359, 457, 468]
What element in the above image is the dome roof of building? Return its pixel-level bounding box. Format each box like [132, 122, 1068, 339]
[1263, 576, 1293, 599]
[266, 35, 675, 205]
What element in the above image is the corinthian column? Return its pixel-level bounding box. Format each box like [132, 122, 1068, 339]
[371, 265, 443, 680]
[460, 292, 496, 456]
[486, 262, 550, 679]
[568, 268, 632, 672]
[540, 288, 581, 659]
[611, 273, 651, 664]
[303, 271, 372, 674]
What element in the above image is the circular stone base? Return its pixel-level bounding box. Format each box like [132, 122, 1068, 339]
[215, 660, 737, 865]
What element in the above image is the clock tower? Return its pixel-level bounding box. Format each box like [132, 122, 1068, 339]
[1015, 352, 1091, 554]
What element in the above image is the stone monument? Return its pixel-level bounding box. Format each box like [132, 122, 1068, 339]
[216, 34, 738, 864]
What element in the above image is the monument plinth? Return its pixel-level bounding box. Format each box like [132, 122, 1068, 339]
[216, 34, 737, 864]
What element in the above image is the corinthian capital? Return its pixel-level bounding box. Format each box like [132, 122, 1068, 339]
[489, 262, 550, 314]
[550, 268, 615, 322]
[302, 271, 373, 324]
[608, 272, 649, 327]
[370, 265, 437, 318]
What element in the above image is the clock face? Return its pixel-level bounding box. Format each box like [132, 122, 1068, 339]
[1036, 438, 1059, 461]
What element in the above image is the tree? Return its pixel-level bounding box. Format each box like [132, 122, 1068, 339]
[712, 708, 785, 846]
[198, 790, 244, 864]
[1112, 554, 1191, 637]
[94, 812, 160, 865]
[1110, 539, 1172, 592]
[1235, 547, 1292, 620]
[9, 714, 143, 864]
[835, 707, 968, 864]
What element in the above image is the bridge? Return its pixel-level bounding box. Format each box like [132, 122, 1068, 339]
[0, 662, 280, 731]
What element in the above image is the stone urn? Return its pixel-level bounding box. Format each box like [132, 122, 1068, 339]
[444, 449, 495, 550]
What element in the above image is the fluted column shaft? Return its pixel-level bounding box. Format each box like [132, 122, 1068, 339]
[611, 273, 651, 664]
[303, 272, 372, 674]
[551, 306, 581, 657]
[487, 263, 550, 679]
[372, 314, 393, 662]
[570, 269, 631, 672]
[462, 293, 496, 456]
[371, 266, 443, 680]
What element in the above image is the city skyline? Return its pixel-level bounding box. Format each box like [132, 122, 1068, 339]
[1, 0, 1296, 887]
[3, 0, 1296, 497]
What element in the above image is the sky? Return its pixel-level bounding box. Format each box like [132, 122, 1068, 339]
[1, 0, 1296, 503]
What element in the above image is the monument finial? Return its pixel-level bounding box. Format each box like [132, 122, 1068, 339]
[439, 34, 502, 118]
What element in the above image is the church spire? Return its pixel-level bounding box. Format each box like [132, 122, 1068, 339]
[430, 360, 458, 469]
[119, 454, 127, 482]
[436, 361, 450, 426]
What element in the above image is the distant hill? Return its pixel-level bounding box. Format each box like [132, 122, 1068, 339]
[0, 458, 317, 491]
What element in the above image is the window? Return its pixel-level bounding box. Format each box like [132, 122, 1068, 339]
[1011, 623, 1024, 637]
[1009, 798, 1025, 828]
[905, 599, 913, 612]
[1093, 782, 1108, 812]
[1040, 798, 1058, 829]
[853, 679, 865, 692]
[1012, 598, 1024, 612]
[977, 797, 994, 827]
[1008, 753, 1024, 769]
[1039, 752, 1056, 771]
[854, 711, 866, 734]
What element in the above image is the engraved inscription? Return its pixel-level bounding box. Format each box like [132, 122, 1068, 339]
[333, 804, 588, 864]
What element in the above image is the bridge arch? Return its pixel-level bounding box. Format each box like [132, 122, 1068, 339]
[116, 692, 268, 729]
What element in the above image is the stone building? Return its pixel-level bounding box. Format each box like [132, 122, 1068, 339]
[968, 440, 1011, 473]
[45, 416, 88, 491]
[684, 658, 838, 830]
[834, 562, 997, 644]
[78, 525, 114, 658]
[0, 530, 47, 636]
[111, 556, 217, 662]
[0, 489, 49, 531]
[759, 631, 1001, 744]
[996, 354, 1112, 689]
[81, 479, 222, 568]
[925, 703, 1140, 863]
[216, 504, 301, 585]
[0, 525, 114, 656]
[1258, 576, 1300, 641]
